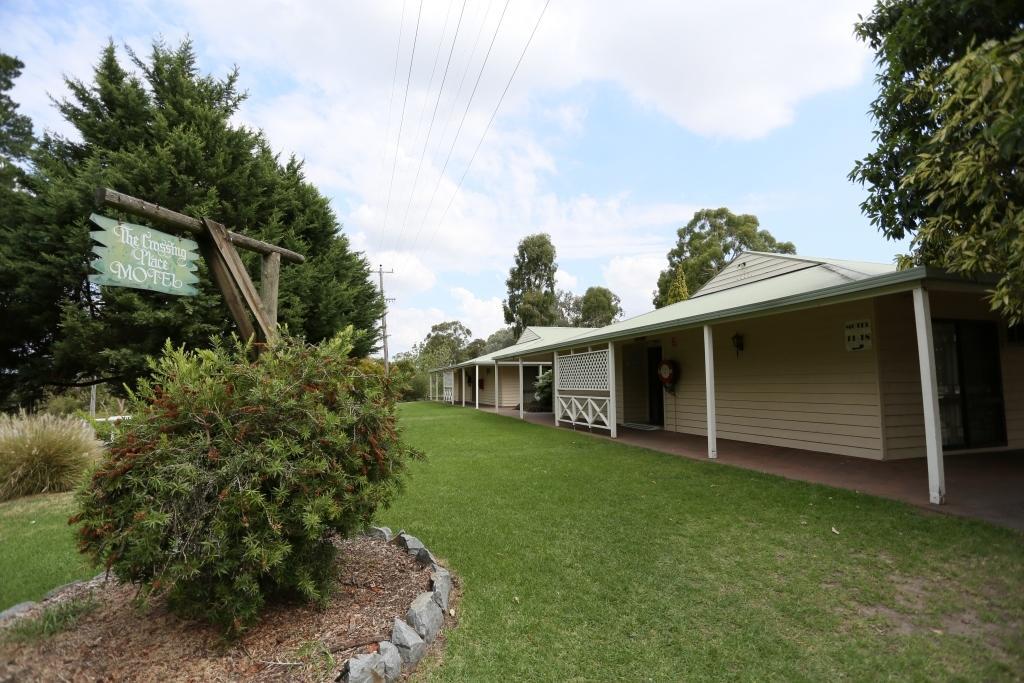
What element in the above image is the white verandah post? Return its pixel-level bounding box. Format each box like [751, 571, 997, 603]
[461, 368, 466, 407]
[519, 359, 524, 420]
[607, 341, 617, 438]
[553, 350, 560, 426]
[913, 285, 946, 504]
[494, 361, 500, 413]
[474, 364, 479, 410]
[704, 325, 718, 459]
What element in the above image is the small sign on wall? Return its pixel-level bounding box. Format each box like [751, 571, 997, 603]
[845, 319, 873, 351]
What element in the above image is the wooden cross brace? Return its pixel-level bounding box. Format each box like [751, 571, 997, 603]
[96, 188, 303, 349]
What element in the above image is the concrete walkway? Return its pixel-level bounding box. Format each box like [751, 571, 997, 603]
[487, 407, 1024, 531]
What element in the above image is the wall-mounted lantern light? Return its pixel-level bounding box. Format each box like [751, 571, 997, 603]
[731, 333, 745, 358]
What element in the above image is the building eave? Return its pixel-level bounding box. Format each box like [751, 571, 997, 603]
[493, 267, 944, 358]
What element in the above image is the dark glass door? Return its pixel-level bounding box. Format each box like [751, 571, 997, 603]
[646, 346, 664, 426]
[932, 320, 1006, 449]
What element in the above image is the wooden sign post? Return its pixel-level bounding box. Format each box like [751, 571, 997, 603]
[93, 188, 305, 348]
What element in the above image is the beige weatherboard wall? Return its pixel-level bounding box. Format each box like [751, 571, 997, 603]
[492, 251, 1022, 506]
[651, 299, 885, 459]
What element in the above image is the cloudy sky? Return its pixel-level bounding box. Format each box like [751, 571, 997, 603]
[3, 0, 898, 353]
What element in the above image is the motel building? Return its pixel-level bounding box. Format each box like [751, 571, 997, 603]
[429, 252, 1023, 513]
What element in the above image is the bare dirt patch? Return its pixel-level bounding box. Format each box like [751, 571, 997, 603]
[0, 536, 447, 682]
[851, 571, 1022, 660]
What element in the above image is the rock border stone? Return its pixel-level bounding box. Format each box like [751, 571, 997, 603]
[340, 528, 455, 682]
[0, 573, 108, 627]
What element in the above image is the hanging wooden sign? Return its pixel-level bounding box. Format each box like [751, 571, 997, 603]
[89, 213, 200, 296]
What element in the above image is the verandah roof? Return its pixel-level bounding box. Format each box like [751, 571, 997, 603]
[490, 251, 971, 359]
[430, 326, 595, 372]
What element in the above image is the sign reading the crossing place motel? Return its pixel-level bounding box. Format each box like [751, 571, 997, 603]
[89, 213, 200, 296]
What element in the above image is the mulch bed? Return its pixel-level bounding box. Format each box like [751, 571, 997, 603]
[0, 536, 443, 682]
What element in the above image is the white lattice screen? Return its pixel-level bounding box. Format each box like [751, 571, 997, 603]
[556, 349, 609, 391]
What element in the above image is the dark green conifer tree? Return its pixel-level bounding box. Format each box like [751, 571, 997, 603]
[1, 41, 384, 406]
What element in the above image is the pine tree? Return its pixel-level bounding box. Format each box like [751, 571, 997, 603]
[664, 265, 689, 305]
[0, 53, 41, 404]
[1, 42, 384, 406]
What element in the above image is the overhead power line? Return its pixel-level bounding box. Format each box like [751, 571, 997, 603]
[405, 0, 511, 255]
[370, 0, 408, 255]
[429, 0, 552, 238]
[390, 0, 469, 254]
[405, 0, 457, 172]
[379, 0, 425, 252]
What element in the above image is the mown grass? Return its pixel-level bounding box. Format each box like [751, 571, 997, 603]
[0, 493, 95, 610]
[2, 403, 1021, 679]
[379, 402, 1024, 681]
[2, 594, 97, 643]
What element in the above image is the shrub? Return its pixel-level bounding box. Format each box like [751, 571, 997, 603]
[0, 412, 104, 501]
[72, 331, 421, 634]
[533, 369, 553, 411]
[390, 359, 427, 401]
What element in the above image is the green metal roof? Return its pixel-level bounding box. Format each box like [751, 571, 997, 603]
[492, 252, 936, 359]
[451, 326, 595, 368]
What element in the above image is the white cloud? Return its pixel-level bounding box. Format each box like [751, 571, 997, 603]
[371, 251, 437, 298]
[602, 254, 666, 318]
[387, 305, 445, 356]
[5, 0, 874, 353]
[450, 287, 506, 340]
[556, 269, 578, 291]
[159, 0, 872, 278]
[529, 0, 873, 139]
[542, 103, 588, 136]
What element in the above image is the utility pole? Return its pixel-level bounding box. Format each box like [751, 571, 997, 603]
[376, 265, 395, 372]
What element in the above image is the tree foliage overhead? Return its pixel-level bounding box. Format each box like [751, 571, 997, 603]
[567, 286, 623, 327]
[653, 208, 795, 308]
[410, 320, 473, 370]
[482, 327, 517, 354]
[0, 54, 33, 193]
[555, 289, 580, 326]
[0, 54, 37, 392]
[503, 233, 559, 335]
[0, 41, 384, 407]
[851, 1, 1024, 323]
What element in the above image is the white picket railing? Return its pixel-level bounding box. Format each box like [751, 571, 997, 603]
[556, 395, 611, 429]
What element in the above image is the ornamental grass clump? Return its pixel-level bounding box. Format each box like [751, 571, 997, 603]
[0, 412, 104, 502]
[72, 331, 421, 634]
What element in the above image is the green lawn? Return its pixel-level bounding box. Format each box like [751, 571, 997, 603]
[3, 402, 1022, 680]
[0, 493, 94, 610]
[379, 402, 1024, 681]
